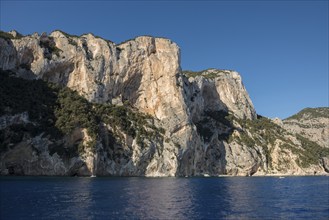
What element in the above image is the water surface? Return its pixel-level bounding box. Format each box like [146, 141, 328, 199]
[0, 176, 328, 219]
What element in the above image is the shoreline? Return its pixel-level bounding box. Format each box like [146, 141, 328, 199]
[0, 173, 328, 178]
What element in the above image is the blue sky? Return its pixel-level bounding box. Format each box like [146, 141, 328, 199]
[1, 0, 328, 119]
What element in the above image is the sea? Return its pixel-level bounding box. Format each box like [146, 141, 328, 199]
[0, 176, 328, 219]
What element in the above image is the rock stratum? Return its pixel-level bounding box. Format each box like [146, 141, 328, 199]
[0, 30, 328, 176]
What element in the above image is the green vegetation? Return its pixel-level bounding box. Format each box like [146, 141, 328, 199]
[225, 115, 286, 168]
[0, 69, 164, 156]
[284, 120, 326, 129]
[116, 35, 152, 46]
[54, 30, 79, 47]
[54, 30, 79, 38]
[0, 71, 98, 151]
[235, 115, 282, 145]
[202, 71, 220, 79]
[55, 88, 98, 151]
[0, 30, 23, 40]
[0, 70, 60, 135]
[1, 67, 325, 169]
[54, 30, 115, 44]
[39, 36, 62, 57]
[94, 35, 115, 44]
[0, 70, 61, 152]
[295, 134, 329, 168]
[182, 70, 202, 78]
[285, 107, 329, 120]
[116, 35, 171, 46]
[194, 111, 275, 167]
[232, 114, 327, 168]
[182, 69, 230, 79]
[279, 137, 329, 169]
[94, 103, 164, 147]
[205, 110, 233, 127]
[67, 37, 78, 47]
[192, 105, 326, 168]
[196, 110, 233, 142]
[196, 118, 213, 142]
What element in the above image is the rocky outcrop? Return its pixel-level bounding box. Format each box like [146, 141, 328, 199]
[181, 69, 256, 121]
[283, 108, 329, 148]
[0, 30, 328, 176]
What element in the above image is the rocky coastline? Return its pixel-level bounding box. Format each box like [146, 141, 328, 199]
[0, 30, 328, 177]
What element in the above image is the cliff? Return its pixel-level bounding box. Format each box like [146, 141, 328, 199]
[283, 108, 329, 148]
[0, 30, 328, 176]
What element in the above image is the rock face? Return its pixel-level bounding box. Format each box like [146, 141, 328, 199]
[0, 30, 328, 176]
[283, 108, 329, 148]
[181, 69, 256, 120]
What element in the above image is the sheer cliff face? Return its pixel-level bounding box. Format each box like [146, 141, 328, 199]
[0, 31, 328, 176]
[180, 69, 256, 121]
[0, 31, 255, 122]
[1, 32, 184, 121]
[0, 31, 188, 176]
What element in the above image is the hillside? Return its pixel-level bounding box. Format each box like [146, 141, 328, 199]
[283, 108, 329, 148]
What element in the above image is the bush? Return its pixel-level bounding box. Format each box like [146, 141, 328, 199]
[0, 70, 60, 137]
[285, 107, 329, 120]
[295, 134, 329, 167]
[39, 36, 62, 57]
[0, 30, 23, 40]
[94, 103, 164, 147]
[182, 70, 202, 78]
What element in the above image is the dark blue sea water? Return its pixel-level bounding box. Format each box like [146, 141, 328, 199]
[0, 176, 328, 219]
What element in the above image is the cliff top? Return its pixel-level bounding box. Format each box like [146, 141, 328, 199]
[0, 29, 175, 46]
[182, 69, 239, 79]
[284, 107, 329, 121]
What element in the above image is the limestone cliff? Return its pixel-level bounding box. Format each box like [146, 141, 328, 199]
[283, 108, 329, 148]
[0, 30, 328, 176]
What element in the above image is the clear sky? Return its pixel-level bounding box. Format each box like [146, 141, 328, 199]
[1, 0, 328, 119]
